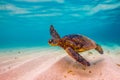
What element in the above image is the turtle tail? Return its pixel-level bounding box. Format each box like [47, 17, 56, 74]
[95, 44, 104, 54]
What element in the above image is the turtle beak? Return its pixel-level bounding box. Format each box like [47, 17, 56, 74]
[48, 39, 58, 46]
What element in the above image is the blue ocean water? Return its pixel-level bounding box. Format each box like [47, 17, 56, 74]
[0, 0, 120, 48]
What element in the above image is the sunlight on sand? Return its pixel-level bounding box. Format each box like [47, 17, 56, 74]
[0, 46, 120, 80]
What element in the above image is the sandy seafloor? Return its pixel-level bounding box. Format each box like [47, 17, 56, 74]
[0, 45, 120, 80]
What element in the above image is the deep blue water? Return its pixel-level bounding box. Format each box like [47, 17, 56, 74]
[0, 0, 120, 48]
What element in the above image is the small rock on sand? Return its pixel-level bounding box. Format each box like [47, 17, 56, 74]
[116, 64, 120, 67]
[88, 52, 93, 55]
[67, 70, 73, 73]
[89, 70, 92, 73]
[82, 67, 86, 70]
[64, 75, 67, 78]
[14, 57, 17, 59]
[18, 51, 21, 54]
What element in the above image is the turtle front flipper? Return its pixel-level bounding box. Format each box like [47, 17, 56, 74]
[50, 25, 60, 39]
[65, 47, 90, 66]
[95, 44, 104, 54]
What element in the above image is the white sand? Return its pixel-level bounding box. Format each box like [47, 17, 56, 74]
[0, 46, 120, 80]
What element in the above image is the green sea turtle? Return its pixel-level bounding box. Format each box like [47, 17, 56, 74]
[48, 25, 103, 66]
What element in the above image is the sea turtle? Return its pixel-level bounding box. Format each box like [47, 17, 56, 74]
[48, 25, 103, 66]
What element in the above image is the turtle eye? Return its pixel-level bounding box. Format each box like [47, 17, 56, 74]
[49, 39, 53, 43]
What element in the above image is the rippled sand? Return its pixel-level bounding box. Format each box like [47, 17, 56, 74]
[0, 46, 120, 80]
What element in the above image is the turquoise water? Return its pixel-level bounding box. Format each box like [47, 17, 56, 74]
[0, 0, 120, 48]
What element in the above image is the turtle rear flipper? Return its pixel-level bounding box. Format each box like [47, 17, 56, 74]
[50, 25, 60, 39]
[95, 44, 103, 54]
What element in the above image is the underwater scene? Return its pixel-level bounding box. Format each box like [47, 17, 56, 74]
[0, 0, 120, 80]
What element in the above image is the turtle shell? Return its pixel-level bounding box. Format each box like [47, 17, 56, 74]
[61, 34, 96, 52]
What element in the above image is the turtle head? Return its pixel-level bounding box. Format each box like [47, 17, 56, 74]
[48, 39, 59, 46]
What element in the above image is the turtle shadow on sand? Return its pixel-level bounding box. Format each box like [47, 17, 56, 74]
[51, 56, 105, 77]
[36, 55, 105, 80]
[90, 57, 104, 65]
